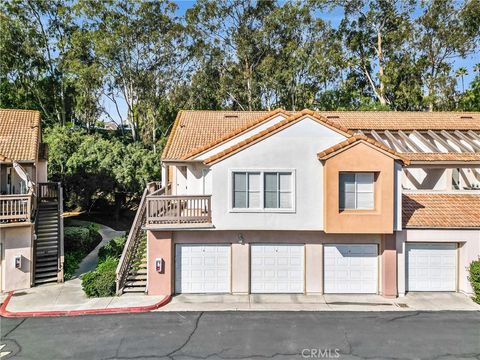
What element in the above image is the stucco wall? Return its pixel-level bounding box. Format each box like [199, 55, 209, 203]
[0, 224, 34, 291]
[209, 118, 347, 230]
[396, 229, 480, 295]
[149, 230, 387, 295]
[323, 142, 396, 234]
[36, 160, 48, 183]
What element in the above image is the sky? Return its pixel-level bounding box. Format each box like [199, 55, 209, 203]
[102, 1, 479, 123]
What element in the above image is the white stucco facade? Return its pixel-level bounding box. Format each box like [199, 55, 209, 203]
[209, 118, 347, 230]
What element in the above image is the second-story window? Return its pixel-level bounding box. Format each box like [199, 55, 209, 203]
[232, 170, 294, 210]
[265, 172, 292, 209]
[339, 172, 375, 210]
[233, 172, 260, 208]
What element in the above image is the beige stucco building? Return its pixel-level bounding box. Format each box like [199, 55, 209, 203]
[0, 109, 63, 292]
[115, 110, 480, 299]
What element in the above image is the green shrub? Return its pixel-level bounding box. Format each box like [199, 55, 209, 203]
[81, 257, 118, 297]
[64, 227, 90, 252]
[63, 250, 84, 280]
[468, 259, 480, 304]
[98, 236, 126, 263]
[63, 223, 102, 279]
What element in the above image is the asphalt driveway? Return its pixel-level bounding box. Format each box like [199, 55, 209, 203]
[1, 311, 479, 359]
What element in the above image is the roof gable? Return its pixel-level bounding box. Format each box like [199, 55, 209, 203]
[204, 110, 353, 165]
[317, 134, 409, 164]
[0, 109, 41, 162]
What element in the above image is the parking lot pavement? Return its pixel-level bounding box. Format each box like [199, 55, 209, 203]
[1, 311, 479, 359]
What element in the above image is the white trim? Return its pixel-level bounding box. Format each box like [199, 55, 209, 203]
[228, 168, 296, 213]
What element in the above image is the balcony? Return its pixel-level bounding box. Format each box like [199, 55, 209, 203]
[0, 194, 33, 224]
[146, 193, 212, 229]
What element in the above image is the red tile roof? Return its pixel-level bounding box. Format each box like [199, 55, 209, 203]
[162, 110, 480, 161]
[402, 193, 480, 228]
[0, 109, 41, 161]
[317, 134, 409, 164]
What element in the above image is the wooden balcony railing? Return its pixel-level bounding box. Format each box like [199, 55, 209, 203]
[0, 194, 32, 222]
[146, 195, 212, 226]
[38, 182, 60, 202]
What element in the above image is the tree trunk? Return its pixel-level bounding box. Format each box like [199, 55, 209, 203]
[377, 30, 386, 106]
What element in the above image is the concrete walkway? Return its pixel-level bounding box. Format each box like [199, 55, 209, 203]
[71, 220, 125, 278]
[2, 222, 165, 315]
[157, 292, 480, 312]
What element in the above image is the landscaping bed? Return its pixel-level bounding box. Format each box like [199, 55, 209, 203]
[82, 235, 126, 297]
[63, 222, 102, 280]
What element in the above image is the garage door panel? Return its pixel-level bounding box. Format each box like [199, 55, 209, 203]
[175, 245, 231, 294]
[251, 244, 304, 294]
[324, 244, 378, 294]
[406, 243, 456, 292]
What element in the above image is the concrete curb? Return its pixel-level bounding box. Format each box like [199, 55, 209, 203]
[0, 292, 171, 318]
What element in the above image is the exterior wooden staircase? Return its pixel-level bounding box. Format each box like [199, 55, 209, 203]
[116, 182, 161, 294]
[123, 235, 147, 293]
[34, 183, 64, 285]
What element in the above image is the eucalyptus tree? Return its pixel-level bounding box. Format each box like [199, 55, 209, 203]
[0, 0, 77, 125]
[76, 0, 186, 142]
[315, 0, 417, 108]
[186, 0, 276, 110]
[414, 0, 480, 110]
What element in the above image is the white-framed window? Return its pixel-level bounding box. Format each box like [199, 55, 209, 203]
[264, 172, 292, 209]
[339, 172, 375, 210]
[233, 172, 261, 209]
[231, 170, 294, 211]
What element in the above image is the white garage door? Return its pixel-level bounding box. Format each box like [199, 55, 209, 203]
[406, 243, 456, 292]
[324, 244, 378, 294]
[251, 244, 304, 293]
[175, 244, 230, 293]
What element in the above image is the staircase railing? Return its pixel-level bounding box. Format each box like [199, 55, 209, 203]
[116, 181, 162, 295]
[36, 182, 64, 283]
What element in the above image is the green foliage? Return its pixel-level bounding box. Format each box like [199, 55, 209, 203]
[468, 259, 480, 304]
[461, 68, 480, 111]
[44, 126, 161, 209]
[63, 223, 102, 280]
[98, 236, 126, 263]
[81, 257, 118, 297]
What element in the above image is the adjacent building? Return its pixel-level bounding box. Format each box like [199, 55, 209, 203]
[116, 109, 480, 298]
[0, 109, 64, 292]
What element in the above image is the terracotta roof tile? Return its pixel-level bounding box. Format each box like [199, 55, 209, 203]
[317, 134, 409, 164]
[322, 111, 480, 130]
[162, 110, 480, 160]
[162, 110, 272, 160]
[182, 108, 290, 160]
[402, 193, 480, 228]
[401, 152, 480, 162]
[203, 110, 354, 165]
[0, 109, 40, 161]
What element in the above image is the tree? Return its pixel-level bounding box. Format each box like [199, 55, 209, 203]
[187, 0, 276, 110]
[456, 67, 468, 93]
[76, 0, 185, 142]
[415, 0, 480, 110]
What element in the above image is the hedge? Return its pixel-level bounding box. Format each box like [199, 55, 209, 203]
[98, 235, 126, 263]
[468, 259, 480, 304]
[82, 257, 118, 297]
[63, 223, 102, 280]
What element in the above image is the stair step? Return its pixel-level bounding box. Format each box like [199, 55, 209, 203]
[37, 223, 59, 229]
[35, 277, 58, 284]
[36, 250, 58, 256]
[36, 235, 59, 241]
[123, 287, 146, 293]
[35, 270, 58, 278]
[35, 265, 58, 274]
[36, 255, 58, 263]
[36, 240, 58, 247]
[36, 260, 58, 268]
[125, 280, 147, 287]
[129, 269, 147, 275]
[127, 274, 147, 281]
